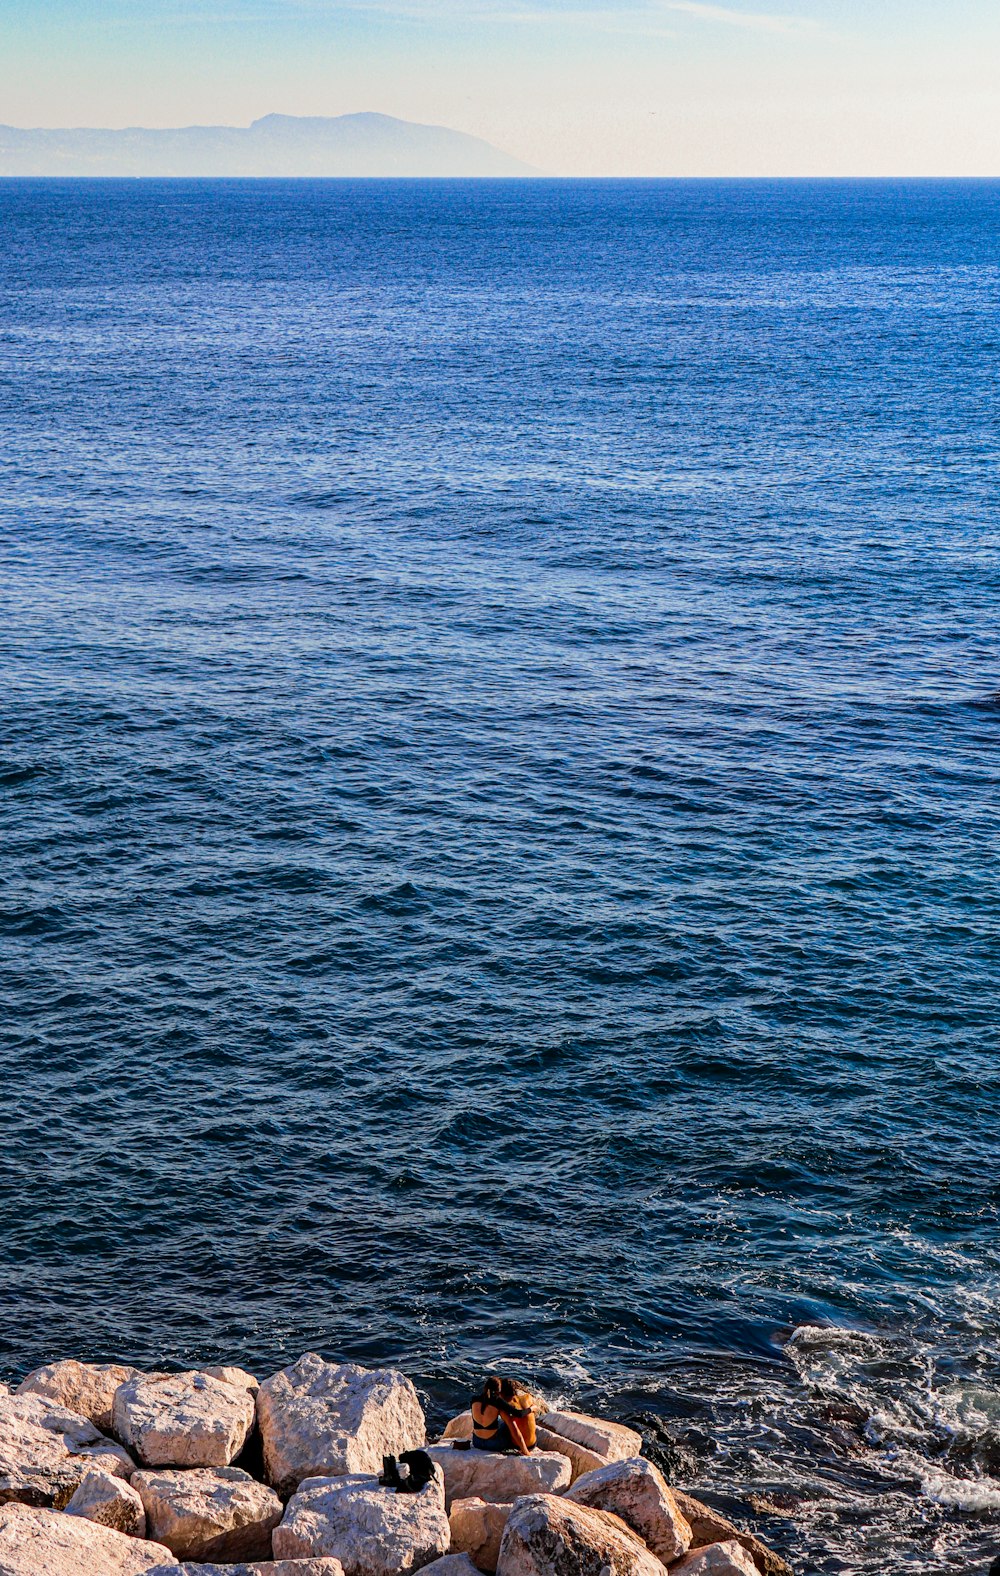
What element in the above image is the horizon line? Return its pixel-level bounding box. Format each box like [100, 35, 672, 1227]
[2, 172, 999, 181]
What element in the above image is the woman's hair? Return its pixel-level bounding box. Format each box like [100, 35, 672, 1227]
[480, 1375, 522, 1405]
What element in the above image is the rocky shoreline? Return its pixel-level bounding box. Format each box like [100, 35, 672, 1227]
[0, 1354, 793, 1576]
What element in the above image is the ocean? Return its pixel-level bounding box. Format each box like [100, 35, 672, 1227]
[1, 177, 998, 1574]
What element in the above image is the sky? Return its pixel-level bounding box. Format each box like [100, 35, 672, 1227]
[1, 0, 999, 175]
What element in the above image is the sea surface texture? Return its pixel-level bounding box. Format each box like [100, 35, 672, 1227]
[1, 179, 998, 1574]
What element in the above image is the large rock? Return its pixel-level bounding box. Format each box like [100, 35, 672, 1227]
[251, 1565, 345, 1575]
[202, 1367, 260, 1395]
[77, 1437, 138, 1478]
[567, 1457, 691, 1561]
[150, 1562, 344, 1576]
[671, 1492, 792, 1576]
[671, 1541, 760, 1576]
[2, 1389, 120, 1456]
[65, 1468, 148, 1536]
[532, 1425, 605, 1483]
[449, 1497, 510, 1572]
[540, 1411, 642, 1463]
[133, 1466, 283, 1560]
[272, 1471, 449, 1575]
[441, 1413, 474, 1442]
[496, 1494, 668, 1576]
[424, 1444, 571, 1511]
[0, 1502, 177, 1574]
[114, 1373, 256, 1468]
[17, 1361, 140, 1433]
[257, 1354, 426, 1497]
[420, 1560, 481, 1576]
[0, 1389, 131, 1507]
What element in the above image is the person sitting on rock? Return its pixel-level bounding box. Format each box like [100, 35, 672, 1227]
[471, 1375, 537, 1455]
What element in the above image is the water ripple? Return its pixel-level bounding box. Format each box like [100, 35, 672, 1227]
[1, 177, 999, 1574]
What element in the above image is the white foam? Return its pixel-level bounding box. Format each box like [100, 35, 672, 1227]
[547, 1347, 598, 1393]
[787, 1324, 880, 1350]
[921, 1467, 1000, 1512]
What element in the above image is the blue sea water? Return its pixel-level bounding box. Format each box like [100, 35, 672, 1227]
[1, 178, 999, 1573]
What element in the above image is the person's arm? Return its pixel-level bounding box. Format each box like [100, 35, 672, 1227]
[500, 1406, 531, 1456]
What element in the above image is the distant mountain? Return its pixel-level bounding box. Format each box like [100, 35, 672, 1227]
[0, 112, 535, 177]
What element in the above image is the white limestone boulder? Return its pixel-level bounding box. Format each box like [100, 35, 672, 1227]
[496, 1494, 668, 1576]
[424, 1444, 571, 1511]
[17, 1361, 140, 1433]
[257, 1354, 425, 1497]
[441, 1413, 473, 1441]
[272, 1471, 449, 1575]
[133, 1466, 283, 1560]
[149, 1562, 344, 1576]
[260, 1564, 347, 1576]
[448, 1496, 511, 1572]
[65, 1468, 148, 1536]
[113, 1372, 256, 1468]
[0, 1502, 177, 1574]
[0, 1389, 131, 1507]
[540, 1411, 642, 1463]
[202, 1367, 260, 1395]
[3, 1389, 117, 1454]
[567, 1456, 691, 1561]
[671, 1492, 793, 1576]
[671, 1540, 760, 1576]
[531, 1425, 605, 1483]
[76, 1438, 138, 1478]
[420, 1560, 481, 1576]
[255, 1564, 346, 1575]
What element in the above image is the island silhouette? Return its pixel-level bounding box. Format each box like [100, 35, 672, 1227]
[0, 111, 535, 177]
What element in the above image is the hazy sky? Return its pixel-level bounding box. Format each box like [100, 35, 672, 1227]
[2, 0, 999, 175]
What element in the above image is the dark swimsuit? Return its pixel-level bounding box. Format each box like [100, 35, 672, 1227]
[471, 1402, 531, 1453]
